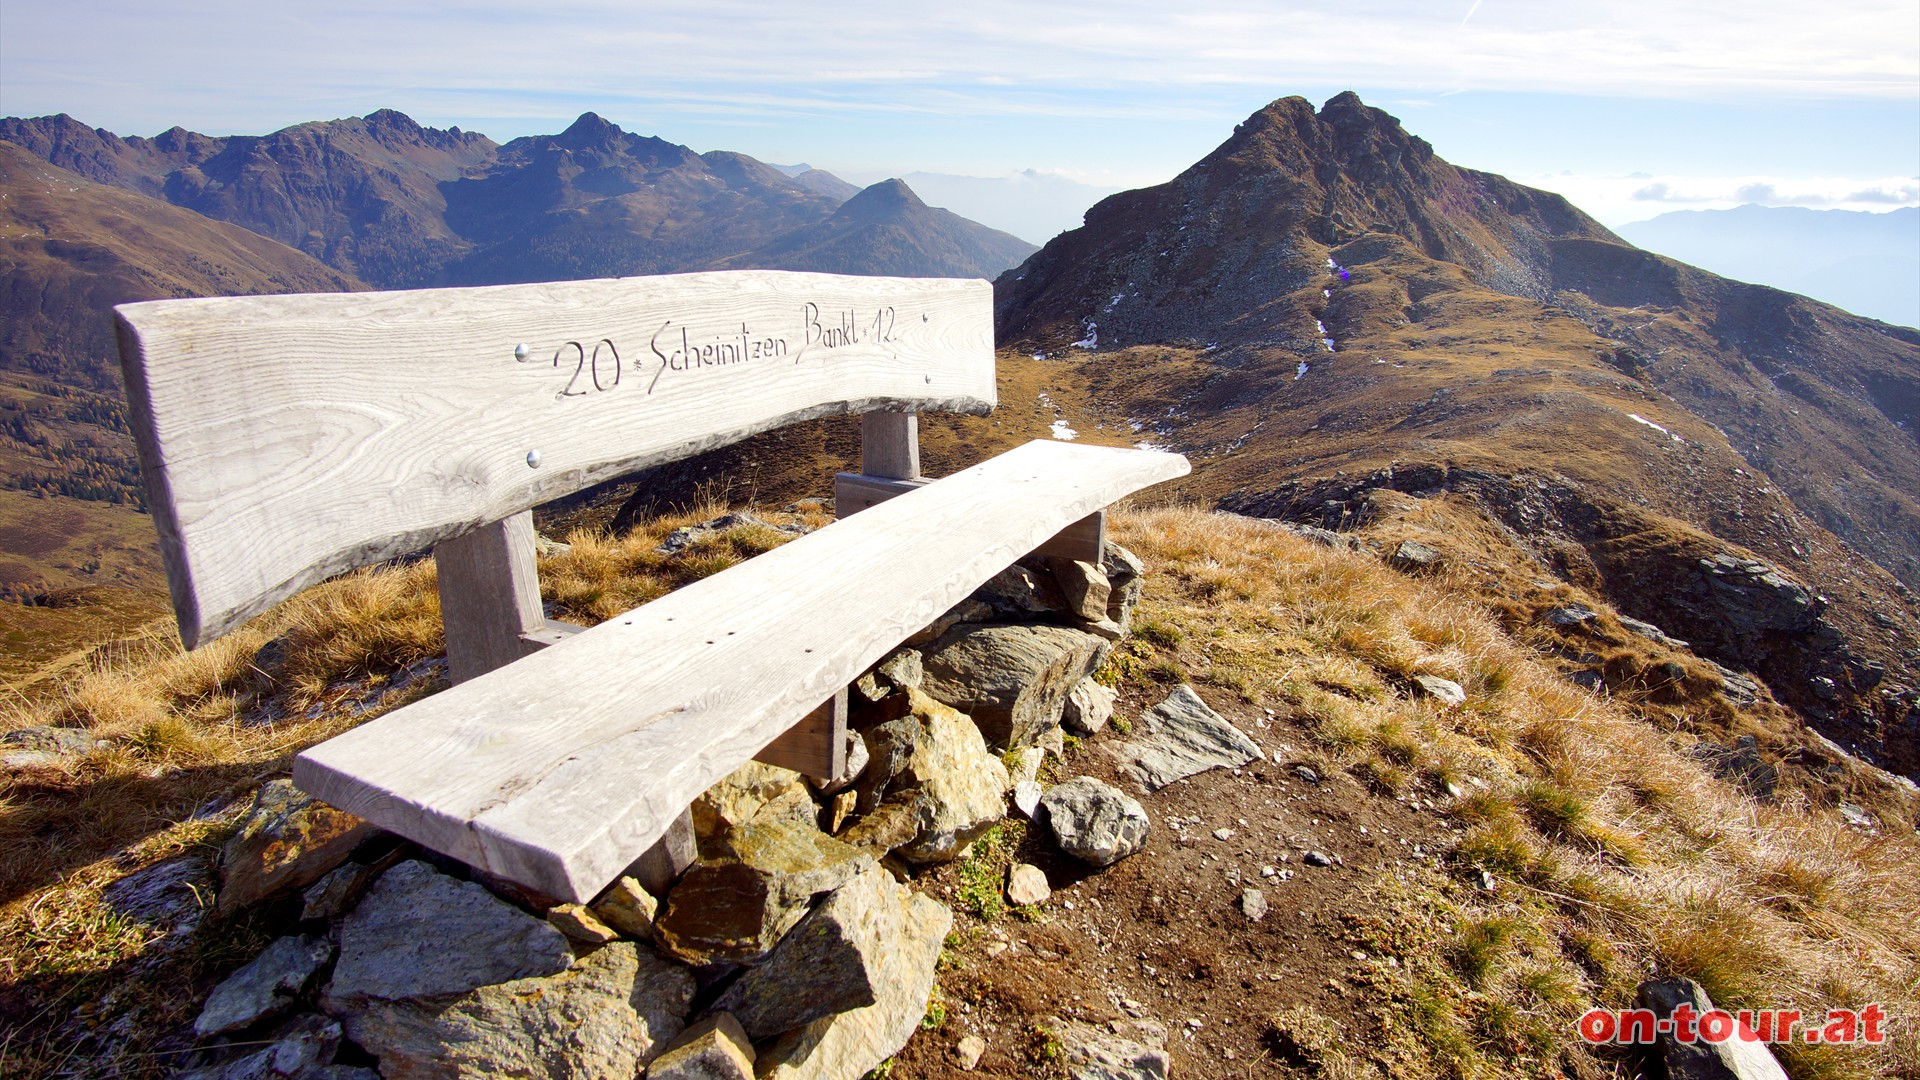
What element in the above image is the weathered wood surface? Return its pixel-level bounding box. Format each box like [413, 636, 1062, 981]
[834, 471, 1105, 561]
[294, 439, 1189, 902]
[115, 271, 994, 647]
[435, 511, 547, 685]
[752, 690, 848, 780]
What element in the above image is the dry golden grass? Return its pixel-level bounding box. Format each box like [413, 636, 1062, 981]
[0, 499, 829, 1077]
[4, 500, 1914, 1078]
[1112, 506, 1920, 1079]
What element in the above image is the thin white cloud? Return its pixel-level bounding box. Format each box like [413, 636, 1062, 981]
[1527, 171, 1920, 227]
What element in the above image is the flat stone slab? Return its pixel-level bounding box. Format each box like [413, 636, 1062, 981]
[323, 860, 573, 1010]
[195, 934, 335, 1037]
[1113, 685, 1262, 790]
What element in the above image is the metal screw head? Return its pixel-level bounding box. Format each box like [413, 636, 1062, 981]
[525, 450, 542, 469]
[513, 343, 530, 361]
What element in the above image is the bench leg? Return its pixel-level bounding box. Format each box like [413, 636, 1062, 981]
[623, 807, 696, 896]
[754, 688, 848, 782]
[435, 510, 586, 684]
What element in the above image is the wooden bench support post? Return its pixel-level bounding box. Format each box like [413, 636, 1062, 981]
[434, 510, 584, 684]
[861, 411, 921, 481]
[754, 688, 849, 781]
[623, 808, 696, 896]
[434, 511, 546, 685]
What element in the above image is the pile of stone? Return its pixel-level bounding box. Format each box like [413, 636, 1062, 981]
[171, 538, 1178, 1079]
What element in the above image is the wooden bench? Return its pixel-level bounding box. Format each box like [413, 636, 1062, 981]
[115, 270, 1188, 904]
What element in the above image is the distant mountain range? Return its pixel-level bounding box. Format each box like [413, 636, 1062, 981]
[1619, 205, 1918, 329]
[0, 110, 1033, 292]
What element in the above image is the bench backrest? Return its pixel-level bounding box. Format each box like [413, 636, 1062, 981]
[115, 271, 994, 648]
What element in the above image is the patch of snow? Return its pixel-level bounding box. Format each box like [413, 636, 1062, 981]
[1323, 289, 1331, 299]
[1202, 342, 1219, 352]
[1105, 293, 1127, 312]
[1134, 440, 1170, 452]
[1071, 322, 1099, 349]
[1296, 361, 1311, 381]
[1032, 353, 1047, 361]
[1315, 319, 1327, 334]
[1321, 338, 1337, 352]
[1627, 412, 1685, 443]
[1050, 419, 1079, 441]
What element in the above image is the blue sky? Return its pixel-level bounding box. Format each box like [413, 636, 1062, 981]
[1, 0, 1914, 227]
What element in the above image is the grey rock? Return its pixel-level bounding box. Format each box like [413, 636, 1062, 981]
[1101, 542, 1147, 631]
[1412, 675, 1467, 707]
[906, 598, 994, 648]
[1620, 615, 1687, 648]
[954, 1034, 988, 1070]
[1388, 540, 1441, 571]
[1634, 977, 1789, 1080]
[754, 889, 951, 1080]
[300, 850, 402, 921]
[841, 689, 1011, 864]
[1292, 764, 1322, 784]
[1240, 888, 1268, 921]
[176, 1014, 343, 1080]
[1040, 777, 1150, 867]
[712, 865, 907, 1038]
[1006, 863, 1051, 906]
[1689, 736, 1778, 798]
[1012, 780, 1044, 819]
[658, 511, 806, 554]
[649, 1012, 755, 1079]
[971, 562, 1070, 620]
[809, 728, 871, 796]
[1062, 678, 1118, 736]
[1051, 559, 1114, 623]
[1054, 1017, 1171, 1080]
[1115, 685, 1262, 790]
[876, 648, 923, 691]
[0, 725, 100, 767]
[654, 817, 875, 965]
[1706, 662, 1764, 707]
[220, 780, 380, 914]
[1546, 604, 1597, 627]
[195, 935, 334, 1037]
[1694, 553, 1823, 636]
[1005, 746, 1046, 786]
[345, 941, 693, 1080]
[323, 861, 572, 1010]
[103, 856, 211, 938]
[1304, 851, 1334, 867]
[920, 622, 1109, 747]
[1839, 802, 1875, 828]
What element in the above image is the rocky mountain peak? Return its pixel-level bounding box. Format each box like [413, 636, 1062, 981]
[555, 111, 625, 151]
[836, 178, 929, 220]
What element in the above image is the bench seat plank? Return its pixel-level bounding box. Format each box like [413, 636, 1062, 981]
[293, 439, 1187, 902]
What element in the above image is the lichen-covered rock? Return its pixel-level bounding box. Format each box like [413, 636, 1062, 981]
[648, 1013, 755, 1080]
[690, 761, 809, 847]
[195, 935, 334, 1037]
[844, 689, 1010, 864]
[1039, 777, 1150, 867]
[1114, 685, 1262, 790]
[220, 780, 379, 913]
[711, 865, 908, 1038]
[1062, 678, 1118, 735]
[920, 623, 1108, 747]
[322, 861, 572, 1011]
[653, 817, 875, 965]
[588, 875, 659, 940]
[754, 888, 952, 1080]
[1102, 542, 1147, 632]
[343, 941, 693, 1080]
[1050, 559, 1114, 623]
[0, 725, 101, 768]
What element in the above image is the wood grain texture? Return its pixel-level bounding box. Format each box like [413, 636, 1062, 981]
[115, 271, 994, 647]
[293, 439, 1189, 902]
[435, 511, 545, 684]
[836, 473, 1104, 560]
[753, 689, 848, 780]
[860, 412, 920, 480]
